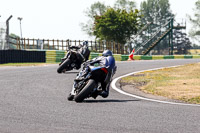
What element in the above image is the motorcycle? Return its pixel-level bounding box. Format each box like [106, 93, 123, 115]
[57, 46, 85, 73]
[68, 61, 116, 102]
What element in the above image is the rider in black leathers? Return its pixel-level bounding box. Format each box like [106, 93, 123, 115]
[62, 41, 90, 70]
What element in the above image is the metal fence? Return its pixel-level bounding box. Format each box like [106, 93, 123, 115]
[8, 37, 129, 54]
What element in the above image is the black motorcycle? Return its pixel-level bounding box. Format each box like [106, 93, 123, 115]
[68, 61, 116, 102]
[57, 47, 85, 73]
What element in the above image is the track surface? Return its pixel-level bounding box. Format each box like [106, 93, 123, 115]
[1, 59, 200, 133]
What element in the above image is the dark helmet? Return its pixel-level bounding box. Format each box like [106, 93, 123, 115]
[102, 50, 113, 57]
[82, 41, 88, 47]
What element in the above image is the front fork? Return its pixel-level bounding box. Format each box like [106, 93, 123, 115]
[70, 73, 91, 96]
[60, 52, 70, 64]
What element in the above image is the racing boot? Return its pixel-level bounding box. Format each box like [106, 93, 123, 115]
[67, 93, 74, 101]
[99, 83, 110, 98]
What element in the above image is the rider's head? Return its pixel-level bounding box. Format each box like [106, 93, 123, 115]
[82, 41, 88, 47]
[102, 50, 113, 57]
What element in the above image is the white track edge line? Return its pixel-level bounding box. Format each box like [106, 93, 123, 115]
[111, 65, 200, 107]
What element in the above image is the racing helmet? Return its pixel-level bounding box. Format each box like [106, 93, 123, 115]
[102, 50, 113, 57]
[82, 41, 88, 47]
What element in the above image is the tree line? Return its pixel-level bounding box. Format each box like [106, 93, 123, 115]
[81, 0, 200, 55]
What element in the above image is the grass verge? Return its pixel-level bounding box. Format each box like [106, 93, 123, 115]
[120, 62, 200, 104]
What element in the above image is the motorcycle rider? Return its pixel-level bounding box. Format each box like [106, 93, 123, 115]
[87, 50, 117, 98]
[68, 50, 116, 100]
[61, 41, 90, 70]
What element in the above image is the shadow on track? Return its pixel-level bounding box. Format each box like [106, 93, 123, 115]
[83, 99, 140, 103]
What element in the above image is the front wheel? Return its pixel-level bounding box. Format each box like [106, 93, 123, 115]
[74, 79, 96, 102]
[57, 59, 72, 73]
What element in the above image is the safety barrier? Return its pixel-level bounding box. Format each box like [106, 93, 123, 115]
[46, 50, 200, 62]
[45, 50, 66, 63]
[0, 50, 45, 64]
[121, 55, 200, 61]
[1, 50, 200, 64]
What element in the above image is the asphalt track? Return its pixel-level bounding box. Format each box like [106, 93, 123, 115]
[0, 59, 200, 133]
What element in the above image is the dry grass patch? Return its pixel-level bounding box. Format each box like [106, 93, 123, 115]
[121, 62, 200, 104]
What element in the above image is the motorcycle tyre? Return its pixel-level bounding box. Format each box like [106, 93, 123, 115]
[57, 59, 72, 73]
[74, 79, 96, 103]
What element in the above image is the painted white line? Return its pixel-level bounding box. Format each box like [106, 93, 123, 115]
[111, 66, 200, 107]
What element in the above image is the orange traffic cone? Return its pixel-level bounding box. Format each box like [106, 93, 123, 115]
[128, 49, 135, 61]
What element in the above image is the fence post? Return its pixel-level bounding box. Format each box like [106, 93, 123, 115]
[47, 39, 49, 50]
[28, 38, 29, 49]
[57, 39, 59, 50]
[23, 38, 26, 49]
[112, 41, 114, 53]
[62, 40, 64, 50]
[53, 39, 54, 50]
[113, 41, 115, 54]
[78, 40, 80, 45]
[116, 42, 119, 54]
[95, 41, 97, 51]
[16, 37, 19, 49]
[90, 40, 93, 51]
[42, 39, 45, 50]
[68, 40, 70, 49]
[103, 41, 104, 52]
[99, 40, 101, 53]
[33, 38, 35, 49]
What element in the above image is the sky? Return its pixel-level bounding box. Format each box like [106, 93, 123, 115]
[0, 0, 197, 41]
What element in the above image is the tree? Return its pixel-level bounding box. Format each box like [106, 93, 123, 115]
[140, 0, 173, 26]
[188, 0, 200, 43]
[114, 0, 136, 11]
[93, 8, 141, 44]
[81, 1, 107, 37]
[81, 0, 138, 38]
[173, 30, 192, 54]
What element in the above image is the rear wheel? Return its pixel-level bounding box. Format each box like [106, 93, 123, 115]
[57, 59, 71, 73]
[74, 79, 96, 102]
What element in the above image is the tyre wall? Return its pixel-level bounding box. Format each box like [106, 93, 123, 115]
[0, 50, 45, 64]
